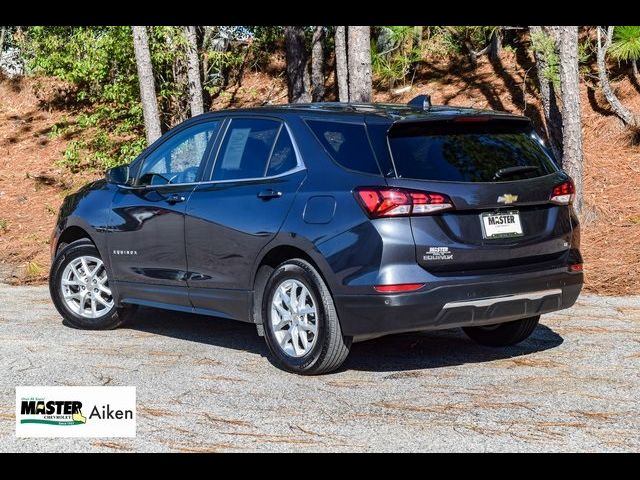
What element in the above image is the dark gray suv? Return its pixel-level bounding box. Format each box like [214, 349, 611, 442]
[49, 97, 583, 374]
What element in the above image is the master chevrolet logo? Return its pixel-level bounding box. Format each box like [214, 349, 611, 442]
[497, 194, 518, 204]
[16, 386, 136, 438]
[20, 400, 86, 426]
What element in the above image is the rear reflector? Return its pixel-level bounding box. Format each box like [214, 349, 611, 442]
[355, 187, 454, 218]
[550, 179, 575, 205]
[374, 283, 425, 293]
[569, 263, 583, 272]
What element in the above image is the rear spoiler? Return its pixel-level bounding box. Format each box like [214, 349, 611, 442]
[387, 114, 532, 137]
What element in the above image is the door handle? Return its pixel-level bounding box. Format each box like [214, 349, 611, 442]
[165, 193, 186, 205]
[257, 189, 282, 200]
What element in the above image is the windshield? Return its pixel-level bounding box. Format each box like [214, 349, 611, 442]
[388, 122, 558, 182]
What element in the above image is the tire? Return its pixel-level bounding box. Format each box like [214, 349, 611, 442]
[49, 239, 137, 330]
[462, 315, 540, 347]
[261, 259, 351, 375]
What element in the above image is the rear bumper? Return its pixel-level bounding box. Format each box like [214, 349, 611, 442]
[334, 269, 583, 339]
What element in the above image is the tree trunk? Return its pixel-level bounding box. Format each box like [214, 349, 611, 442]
[489, 27, 502, 62]
[132, 26, 162, 144]
[311, 26, 325, 102]
[556, 26, 584, 215]
[0, 27, 6, 62]
[335, 26, 349, 102]
[347, 26, 372, 102]
[413, 26, 423, 51]
[185, 26, 204, 116]
[530, 25, 563, 161]
[596, 26, 640, 129]
[284, 26, 311, 103]
[464, 39, 478, 67]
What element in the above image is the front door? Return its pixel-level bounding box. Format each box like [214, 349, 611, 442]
[185, 117, 305, 319]
[108, 120, 221, 309]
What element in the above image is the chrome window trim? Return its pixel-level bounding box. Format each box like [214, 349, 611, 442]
[133, 117, 223, 185]
[115, 165, 307, 190]
[207, 116, 305, 183]
[117, 117, 306, 190]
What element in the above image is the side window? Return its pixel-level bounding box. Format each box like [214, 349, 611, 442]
[306, 120, 380, 175]
[266, 127, 298, 176]
[137, 121, 219, 186]
[212, 118, 280, 181]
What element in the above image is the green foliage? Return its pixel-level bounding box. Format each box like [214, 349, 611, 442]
[372, 26, 498, 88]
[204, 50, 247, 94]
[372, 26, 422, 89]
[609, 26, 640, 62]
[578, 38, 591, 65]
[421, 26, 462, 57]
[247, 26, 283, 51]
[445, 26, 496, 52]
[19, 26, 189, 170]
[62, 140, 83, 169]
[531, 29, 560, 87]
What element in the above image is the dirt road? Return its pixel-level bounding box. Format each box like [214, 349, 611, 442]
[1, 282, 638, 452]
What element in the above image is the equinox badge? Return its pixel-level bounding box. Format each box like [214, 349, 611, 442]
[497, 194, 518, 204]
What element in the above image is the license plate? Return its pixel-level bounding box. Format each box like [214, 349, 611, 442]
[480, 211, 523, 239]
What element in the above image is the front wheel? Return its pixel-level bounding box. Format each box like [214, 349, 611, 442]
[262, 259, 351, 375]
[49, 239, 137, 330]
[462, 315, 540, 347]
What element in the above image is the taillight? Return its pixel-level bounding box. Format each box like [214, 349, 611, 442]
[550, 179, 575, 205]
[354, 187, 454, 218]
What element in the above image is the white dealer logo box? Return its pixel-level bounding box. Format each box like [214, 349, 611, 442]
[16, 386, 136, 438]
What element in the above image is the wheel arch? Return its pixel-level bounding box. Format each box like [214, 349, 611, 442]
[56, 225, 96, 254]
[253, 241, 336, 291]
[251, 241, 338, 326]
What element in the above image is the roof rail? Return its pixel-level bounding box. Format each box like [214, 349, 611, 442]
[408, 94, 431, 111]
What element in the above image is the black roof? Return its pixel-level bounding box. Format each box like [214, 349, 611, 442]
[213, 102, 529, 124]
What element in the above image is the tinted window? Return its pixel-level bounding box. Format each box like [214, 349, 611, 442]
[137, 121, 219, 186]
[366, 123, 396, 177]
[213, 119, 279, 181]
[307, 120, 380, 175]
[266, 128, 298, 176]
[388, 123, 558, 182]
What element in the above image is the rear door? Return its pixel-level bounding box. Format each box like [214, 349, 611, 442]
[184, 116, 305, 318]
[384, 117, 575, 275]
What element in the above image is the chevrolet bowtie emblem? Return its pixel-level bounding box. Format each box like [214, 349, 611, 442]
[497, 194, 518, 204]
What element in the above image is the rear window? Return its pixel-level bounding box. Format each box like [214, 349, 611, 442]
[307, 120, 380, 175]
[388, 122, 558, 182]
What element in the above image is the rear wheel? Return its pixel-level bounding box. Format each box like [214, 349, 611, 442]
[462, 315, 540, 347]
[262, 259, 351, 375]
[50, 239, 137, 330]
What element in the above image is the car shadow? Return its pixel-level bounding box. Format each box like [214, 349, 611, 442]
[121, 307, 564, 373]
[344, 324, 563, 373]
[121, 307, 269, 356]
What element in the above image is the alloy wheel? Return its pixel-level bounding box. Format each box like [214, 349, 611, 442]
[270, 279, 319, 357]
[60, 256, 114, 319]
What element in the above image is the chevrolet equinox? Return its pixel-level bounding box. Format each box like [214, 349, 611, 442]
[49, 96, 584, 374]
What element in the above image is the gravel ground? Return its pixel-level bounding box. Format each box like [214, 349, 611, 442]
[1, 282, 639, 452]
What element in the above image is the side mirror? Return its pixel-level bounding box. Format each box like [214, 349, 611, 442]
[106, 165, 130, 185]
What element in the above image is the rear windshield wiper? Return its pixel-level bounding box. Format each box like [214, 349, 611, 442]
[493, 165, 539, 180]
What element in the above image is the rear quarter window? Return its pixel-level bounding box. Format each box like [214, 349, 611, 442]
[306, 120, 381, 175]
[388, 122, 559, 182]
